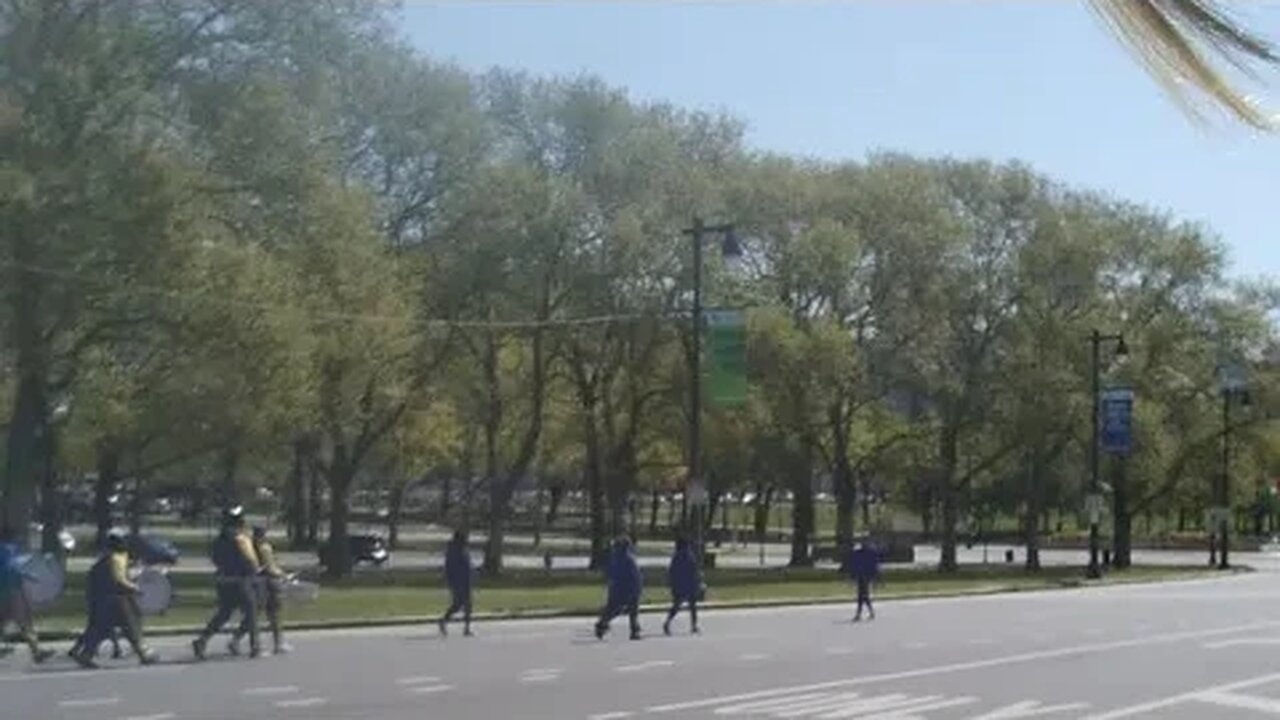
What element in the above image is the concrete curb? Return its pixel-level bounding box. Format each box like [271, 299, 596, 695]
[19, 567, 1230, 642]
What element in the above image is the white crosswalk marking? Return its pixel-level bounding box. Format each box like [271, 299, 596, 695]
[1195, 690, 1280, 713]
[810, 694, 937, 719]
[716, 692, 835, 715]
[970, 700, 1090, 718]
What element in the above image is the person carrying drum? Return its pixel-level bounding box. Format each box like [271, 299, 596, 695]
[0, 525, 54, 664]
[72, 529, 156, 668]
[437, 530, 473, 637]
[193, 507, 260, 660]
[230, 526, 290, 655]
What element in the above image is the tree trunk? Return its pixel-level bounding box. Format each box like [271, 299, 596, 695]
[387, 482, 405, 550]
[288, 438, 308, 549]
[1024, 448, 1043, 572]
[3, 376, 44, 545]
[938, 426, 960, 573]
[483, 482, 515, 574]
[307, 457, 321, 545]
[835, 475, 855, 558]
[39, 425, 61, 554]
[94, 444, 121, 550]
[324, 460, 355, 578]
[648, 488, 661, 535]
[789, 455, 815, 567]
[2, 250, 46, 544]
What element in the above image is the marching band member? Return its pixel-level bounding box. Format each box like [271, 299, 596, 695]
[0, 525, 54, 664]
[72, 529, 156, 667]
[230, 526, 290, 655]
[193, 507, 260, 660]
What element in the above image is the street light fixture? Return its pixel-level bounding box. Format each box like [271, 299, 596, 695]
[1088, 329, 1127, 579]
[683, 217, 740, 566]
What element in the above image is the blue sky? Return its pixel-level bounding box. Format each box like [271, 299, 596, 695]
[400, 1, 1280, 279]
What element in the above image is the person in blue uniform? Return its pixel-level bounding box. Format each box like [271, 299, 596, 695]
[663, 536, 702, 636]
[0, 525, 54, 663]
[71, 529, 156, 667]
[192, 507, 260, 659]
[848, 539, 880, 622]
[594, 536, 643, 641]
[438, 530, 473, 637]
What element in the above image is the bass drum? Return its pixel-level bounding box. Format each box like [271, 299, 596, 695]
[20, 553, 65, 610]
[281, 576, 320, 605]
[134, 568, 173, 616]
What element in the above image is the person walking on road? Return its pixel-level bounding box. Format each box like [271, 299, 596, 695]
[849, 538, 880, 622]
[193, 507, 261, 660]
[438, 530, 473, 637]
[72, 529, 156, 668]
[595, 536, 643, 641]
[230, 526, 291, 655]
[663, 536, 701, 636]
[0, 525, 54, 664]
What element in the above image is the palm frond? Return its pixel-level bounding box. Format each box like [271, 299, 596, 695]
[1091, 0, 1279, 129]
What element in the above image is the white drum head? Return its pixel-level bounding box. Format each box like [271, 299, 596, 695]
[20, 554, 64, 609]
[135, 568, 173, 616]
[282, 578, 319, 605]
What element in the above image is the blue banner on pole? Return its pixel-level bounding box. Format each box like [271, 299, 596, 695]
[1100, 387, 1134, 456]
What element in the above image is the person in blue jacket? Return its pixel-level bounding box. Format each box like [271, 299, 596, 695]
[594, 536, 643, 641]
[438, 530, 473, 637]
[848, 538, 880, 622]
[0, 525, 54, 664]
[663, 536, 701, 636]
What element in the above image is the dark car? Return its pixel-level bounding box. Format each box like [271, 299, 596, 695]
[129, 534, 180, 566]
[319, 534, 390, 568]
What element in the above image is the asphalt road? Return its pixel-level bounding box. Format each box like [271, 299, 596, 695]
[10, 558, 1280, 719]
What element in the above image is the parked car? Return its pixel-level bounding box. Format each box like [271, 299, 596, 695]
[319, 534, 390, 568]
[129, 534, 180, 566]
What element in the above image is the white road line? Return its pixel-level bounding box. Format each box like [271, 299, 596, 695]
[836, 695, 976, 719]
[241, 685, 298, 696]
[118, 714, 176, 720]
[1082, 670, 1280, 719]
[648, 619, 1280, 714]
[395, 675, 442, 685]
[59, 697, 121, 708]
[589, 713, 635, 720]
[1204, 637, 1280, 649]
[739, 653, 770, 661]
[715, 692, 836, 715]
[275, 697, 328, 709]
[617, 660, 675, 673]
[904, 641, 929, 649]
[407, 684, 454, 695]
[970, 700, 1090, 718]
[1195, 690, 1280, 713]
[784, 693, 919, 718]
[520, 668, 563, 675]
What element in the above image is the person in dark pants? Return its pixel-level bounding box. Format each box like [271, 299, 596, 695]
[848, 539, 880, 622]
[595, 537, 643, 641]
[193, 507, 261, 660]
[663, 536, 701, 636]
[437, 530, 473, 637]
[231, 527, 290, 655]
[0, 525, 54, 664]
[72, 529, 156, 668]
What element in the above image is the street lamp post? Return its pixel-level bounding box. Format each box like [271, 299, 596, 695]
[682, 217, 740, 565]
[1088, 330, 1128, 580]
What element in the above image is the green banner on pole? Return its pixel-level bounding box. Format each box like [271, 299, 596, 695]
[706, 309, 747, 406]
